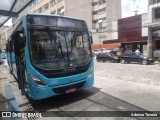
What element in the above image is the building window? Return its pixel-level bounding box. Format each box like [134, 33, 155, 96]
[149, 0, 160, 5]
[98, 8, 106, 14]
[32, 0, 36, 5]
[50, 0, 63, 7]
[155, 7, 160, 20]
[57, 7, 64, 15]
[99, 0, 106, 5]
[51, 10, 56, 14]
[38, 7, 42, 13]
[98, 17, 106, 23]
[92, 1, 98, 6]
[44, 3, 49, 11]
[50, 0, 55, 6]
[55, 0, 59, 4]
[37, 0, 43, 3]
[92, 20, 98, 24]
[33, 10, 38, 13]
[29, 3, 32, 8]
[92, 11, 98, 15]
[98, 27, 107, 32]
[29, 0, 36, 7]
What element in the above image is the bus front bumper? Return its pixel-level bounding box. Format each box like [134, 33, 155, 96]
[28, 76, 94, 100]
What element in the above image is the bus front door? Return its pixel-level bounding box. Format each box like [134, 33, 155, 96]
[15, 32, 28, 95]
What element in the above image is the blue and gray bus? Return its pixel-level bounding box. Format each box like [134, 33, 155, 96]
[6, 14, 94, 100]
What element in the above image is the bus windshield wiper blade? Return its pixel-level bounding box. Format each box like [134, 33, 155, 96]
[43, 26, 64, 58]
[71, 30, 78, 52]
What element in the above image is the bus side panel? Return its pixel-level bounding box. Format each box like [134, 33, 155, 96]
[0, 53, 2, 64]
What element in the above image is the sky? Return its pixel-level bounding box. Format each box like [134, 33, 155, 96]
[122, 0, 148, 18]
[4, 18, 12, 26]
[4, 0, 149, 26]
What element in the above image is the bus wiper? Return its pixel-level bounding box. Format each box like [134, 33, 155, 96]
[71, 30, 78, 53]
[44, 26, 64, 58]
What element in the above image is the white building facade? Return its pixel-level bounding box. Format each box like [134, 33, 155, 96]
[145, 0, 160, 58]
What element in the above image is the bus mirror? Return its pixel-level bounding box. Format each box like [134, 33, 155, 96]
[90, 31, 93, 44]
[91, 37, 93, 44]
[19, 34, 26, 48]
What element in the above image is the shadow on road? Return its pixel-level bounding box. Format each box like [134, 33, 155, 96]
[23, 87, 160, 119]
[28, 86, 150, 112]
[0, 94, 7, 111]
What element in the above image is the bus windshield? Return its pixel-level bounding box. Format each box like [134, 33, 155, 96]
[29, 27, 91, 70]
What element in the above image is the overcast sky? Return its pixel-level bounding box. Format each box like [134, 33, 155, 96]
[122, 0, 148, 18]
[4, 0, 149, 26]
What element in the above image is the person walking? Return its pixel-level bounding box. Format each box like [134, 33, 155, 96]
[135, 49, 140, 54]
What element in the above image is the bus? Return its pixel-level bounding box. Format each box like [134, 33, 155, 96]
[6, 14, 94, 100]
[0, 49, 2, 64]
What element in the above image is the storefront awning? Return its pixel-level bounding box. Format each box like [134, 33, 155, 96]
[144, 21, 160, 28]
[0, 0, 33, 27]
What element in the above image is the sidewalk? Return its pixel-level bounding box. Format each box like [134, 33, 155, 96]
[0, 65, 8, 109]
[0, 63, 9, 120]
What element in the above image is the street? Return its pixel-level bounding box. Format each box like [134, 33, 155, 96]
[0, 60, 160, 120]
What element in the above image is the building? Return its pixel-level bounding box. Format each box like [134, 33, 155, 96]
[29, 0, 65, 15]
[0, 0, 122, 50]
[103, 14, 148, 55]
[28, 0, 121, 49]
[145, 0, 160, 58]
[0, 26, 12, 50]
[118, 14, 148, 54]
[91, 0, 121, 49]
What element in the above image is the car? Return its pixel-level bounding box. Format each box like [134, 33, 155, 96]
[99, 48, 111, 53]
[96, 52, 120, 63]
[120, 52, 154, 65]
[94, 49, 101, 55]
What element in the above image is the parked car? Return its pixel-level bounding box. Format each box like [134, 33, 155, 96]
[96, 52, 120, 63]
[94, 49, 101, 56]
[99, 48, 111, 53]
[120, 52, 154, 65]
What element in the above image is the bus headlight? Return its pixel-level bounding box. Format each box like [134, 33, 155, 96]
[31, 75, 47, 87]
[88, 67, 94, 78]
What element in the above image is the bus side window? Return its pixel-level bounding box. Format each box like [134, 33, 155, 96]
[10, 39, 14, 53]
[13, 23, 26, 58]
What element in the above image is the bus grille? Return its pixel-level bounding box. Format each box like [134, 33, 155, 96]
[52, 81, 86, 94]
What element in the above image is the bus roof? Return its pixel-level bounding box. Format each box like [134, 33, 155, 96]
[24, 13, 85, 22]
[12, 13, 86, 33]
[7, 13, 87, 43]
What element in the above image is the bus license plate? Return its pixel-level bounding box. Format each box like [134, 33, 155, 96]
[65, 88, 77, 93]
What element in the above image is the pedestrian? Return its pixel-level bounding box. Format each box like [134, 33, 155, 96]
[135, 49, 140, 54]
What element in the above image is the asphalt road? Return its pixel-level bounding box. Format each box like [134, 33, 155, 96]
[0, 60, 160, 120]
